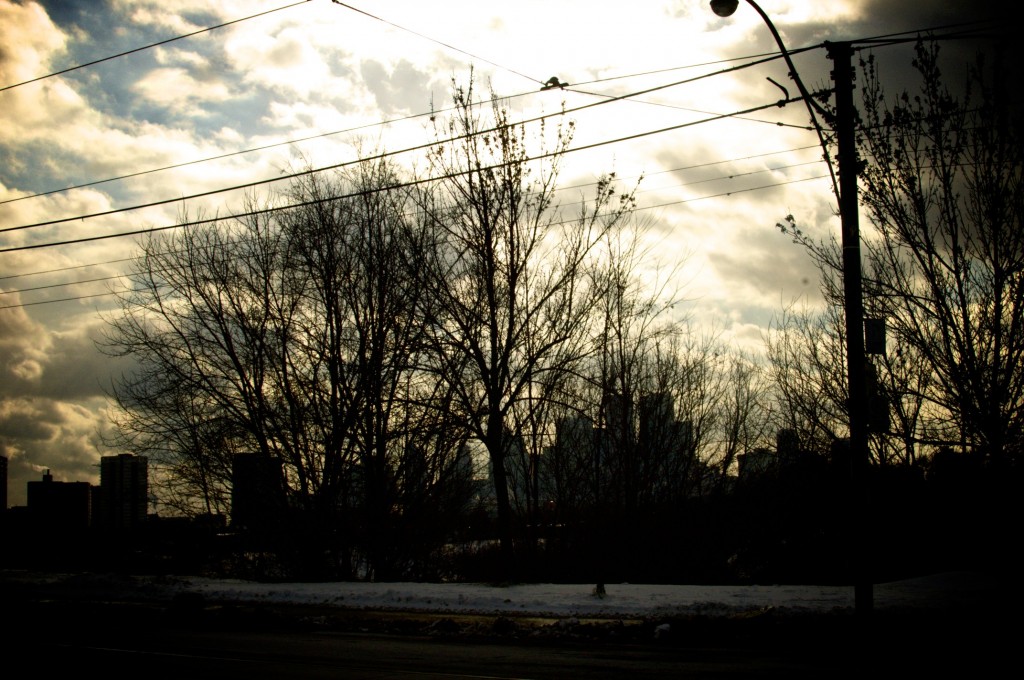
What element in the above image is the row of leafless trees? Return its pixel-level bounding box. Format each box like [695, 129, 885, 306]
[767, 40, 1023, 471]
[101, 80, 774, 578]
[101, 40, 1021, 580]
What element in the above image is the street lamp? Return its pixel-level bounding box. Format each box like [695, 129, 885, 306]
[709, 0, 739, 17]
[708, 1, 872, 616]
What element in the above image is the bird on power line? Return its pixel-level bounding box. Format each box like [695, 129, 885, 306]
[541, 76, 568, 90]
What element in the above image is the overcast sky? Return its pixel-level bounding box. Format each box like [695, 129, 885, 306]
[0, 1, 1007, 508]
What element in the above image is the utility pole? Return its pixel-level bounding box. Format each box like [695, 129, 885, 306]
[709, 2, 873, 617]
[828, 40, 872, 617]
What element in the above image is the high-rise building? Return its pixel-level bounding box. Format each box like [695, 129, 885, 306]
[97, 454, 149, 532]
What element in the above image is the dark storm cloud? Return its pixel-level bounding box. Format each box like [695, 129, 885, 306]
[0, 402, 56, 442]
[0, 298, 128, 506]
[38, 324, 137, 401]
[0, 301, 133, 402]
[0, 300, 47, 396]
[1, 400, 107, 506]
[673, 1, 1013, 102]
[852, 0, 1011, 33]
[37, 0, 101, 32]
[790, 0, 1011, 90]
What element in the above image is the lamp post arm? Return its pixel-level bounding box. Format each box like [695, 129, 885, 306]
[712, 0, 870, 616]
[741, 0, 839, 200]
[743, 0, 832, 122]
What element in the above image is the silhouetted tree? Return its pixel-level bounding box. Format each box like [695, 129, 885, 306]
[102, 156, 473, 579]
[857, 40, 1023, 467]
[415, 77, 638, 577]
[771, 39, 1022, 469]
[761, 39, 1022, 579]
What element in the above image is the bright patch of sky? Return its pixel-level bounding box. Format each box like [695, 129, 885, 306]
[0, 0, 1007, 506]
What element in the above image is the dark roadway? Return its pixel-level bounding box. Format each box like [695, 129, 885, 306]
[3, 574, 1011, 678]
[21, 627, 850, 679]
[6, 593, 1007, 675]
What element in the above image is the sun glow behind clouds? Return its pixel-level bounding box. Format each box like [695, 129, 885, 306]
[0, 0, 996, 506]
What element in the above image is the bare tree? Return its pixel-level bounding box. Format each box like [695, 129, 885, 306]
[857, 40, 1024, 465]
[102, 200, 297, 522]
[415, 78, 637, 575]
[770, 40, 1022, 469]
[763, 300, 853, 455]
[713, 350, 775, 482]
[102, 156, 474, 578]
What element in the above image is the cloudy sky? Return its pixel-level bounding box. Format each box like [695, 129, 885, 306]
[0, 0, 1006, 507]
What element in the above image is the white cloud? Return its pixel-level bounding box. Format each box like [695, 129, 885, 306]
[0, 290, 130, 507]
[0, 0, 67, 85]
[0, 0, 1006, 510]
[133, 66, 234, 107]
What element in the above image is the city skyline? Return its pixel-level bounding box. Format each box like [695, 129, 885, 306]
[0, 1, 1009, 507]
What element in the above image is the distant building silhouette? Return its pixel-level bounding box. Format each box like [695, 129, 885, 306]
[96, 454, 149, 532]
[1, 455, 7, 511]
[26, 469, 92, 532]
[455, 442, 476, 485]
[544, 415, 599, 511]
[638, 392, 674, 450]
[737, 447, 776, 478]
[738, 429, 823, 480]
[776, 428, 801, 463]
[231, 453, 286, 535]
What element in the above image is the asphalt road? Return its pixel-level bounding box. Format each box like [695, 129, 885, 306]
[3, 572, 1011, 678]
[20, 626, 858, 679]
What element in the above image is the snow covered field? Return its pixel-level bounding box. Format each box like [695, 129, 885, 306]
[176, 571, 999, 619]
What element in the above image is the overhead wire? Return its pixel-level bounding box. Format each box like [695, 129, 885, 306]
[0, 16, 997, 230]
[0, 144, 823, 291]
[0, 172, 834, 311]
[0, 0, 313, 93]
[3, 137, 996, 311]
[0, 144, 823, 286]
[0, 22, 993, 305]
[329, 1, 540, 86]
[3, 23, 984, 210]
[1, 49, 801, 209]
[0, 48, 808, 237]
[0, 93, 828, 255]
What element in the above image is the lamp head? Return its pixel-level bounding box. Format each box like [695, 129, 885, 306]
[710, 0, 740, 17]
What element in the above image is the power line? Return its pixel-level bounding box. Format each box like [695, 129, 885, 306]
[567, 87, 814, 131]
[0, 24, 995, 238]
[0, 50, 809, 237]
[0, 148, 825, 293]
[1, 51, 794, 209]
[0, 290, 125, 310]
[329, 1, 540, 85]
[0, 145, 822, 284]
[0, 274, 126, 297]
[0, 1, 312, 93]
[1, 27, 983, 265]
[0, 172, 832, 311]
[5, 23, 978, 212]
[0, 114, 424, 207]
[847, 19, 1005, 46]
[0, 256, 138, 282]
[0, 95, 825, 255]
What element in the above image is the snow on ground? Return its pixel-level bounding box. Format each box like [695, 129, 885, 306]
[178, 571, 1000, 619]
